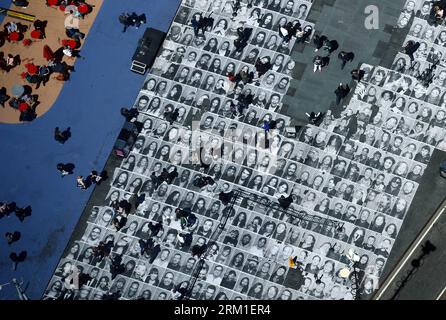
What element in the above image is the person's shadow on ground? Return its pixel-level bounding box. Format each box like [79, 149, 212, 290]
[10, 250, 27, 270]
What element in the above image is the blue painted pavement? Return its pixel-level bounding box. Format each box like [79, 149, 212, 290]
[0, 0, 181, 299]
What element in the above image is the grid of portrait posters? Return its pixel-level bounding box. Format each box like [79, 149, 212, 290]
[46, 0, 441, 300]
[393, 0, 446, 151]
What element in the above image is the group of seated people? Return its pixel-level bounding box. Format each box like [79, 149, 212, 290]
[1, 21, 28, 43]
[8, 90, 39, 122]
[0, 1, 87, 122]
[0, 19, 48, 47]
[0, 51, 20, 72]
[46, 0, 92, 16]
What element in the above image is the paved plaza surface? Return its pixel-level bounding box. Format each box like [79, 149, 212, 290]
[0, 0, 181, 300]
[42, 0, 446, 301]
[2, 0, 446, 300]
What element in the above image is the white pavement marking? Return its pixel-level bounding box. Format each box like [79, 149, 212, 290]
[436, 285, 446, 300]
[374, 205, 446, 300]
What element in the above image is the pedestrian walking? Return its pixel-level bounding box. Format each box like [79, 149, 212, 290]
[296, 25, 313, 44]
[345, 111, 359, 141]
[165, 107, 179, 125]
[167, 167, 179, 184]
[89, 170, 104, 184]
[351, 68, 365, 81]
[57, 163, 75, 177]
[313, 34, 328, 52]
[261, 120, 270, 134]
[190, 13, 202, 36]
[255, 57, 272, 79]
[119, 12, 145, 32]
[15, 205, 32, 222]
[121, 107, 138, 121]
[117, 199, 131, 214]
[112, 213, 128, 232]
[334, 83, 350, 105]
[92, 240, 114, 262]
[279, 22, 298, 43]
[177, 231, 193, 249]
[76, 175, 88, 190]
[149, 221, 164, 236]
[139, 238, 154, 255]
[313, 55, 323, 72]
[323, 39, 339, 54]
[338, 51, 355, 69]
[109, 254, 125, 280]
[227, 72, 237, 92]
[199, 15, 214, 35]
[119, 13, 132, 32]
[135, 13, 146, 29]
[191, 242, 207, 258]
[54, 127, 71, 144]
[5, 231, 21, 245]
[233, 27, 252, 52]
[0, 201, 16, 219]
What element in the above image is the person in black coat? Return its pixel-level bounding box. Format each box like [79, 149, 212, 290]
[92, 240, 114, 262]
[279, 22, 299, 43]
[191, 242, 207, 258]
[324, 39, 339, 54]
[14, 205, 32, 222]
[338, 51, 355, 69]
[54, 127, 71, 143]
[351, 69, 365, 81]
[112, 214, 128, 232]
[57, 163, 75, 177]
[139, 238, 155, 255]
[149, 221, 164, 236]
[255, 57, 272, 79]
[109, 254, 125, 280]
[166, 108, 179, 125]
[120, 107, 138, 121]
[148, 242, 161, 263]
[313, 34, 328, 52]
[0, 87, 10, 107]
[5, 231, 21, 245]
[334, 83, 350, 105]
[177, 232, 193, 251]
[403, 40, 420, 61]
